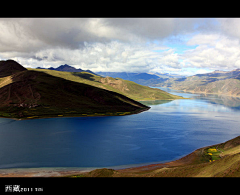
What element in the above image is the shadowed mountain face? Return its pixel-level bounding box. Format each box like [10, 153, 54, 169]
[48, 64, 82, 72]
[38, 64, 97, 75]
[0, 60, 149, 119]
[0, 60, 27, 77]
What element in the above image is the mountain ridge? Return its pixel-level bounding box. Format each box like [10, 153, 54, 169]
[154, 68, 240, 96]
[0, 59, 27, 77]
[37, 64, 97, 75]
[96, 69, 240, 97]
[0, 60, 150, 119]
[32, 68, 184, 101]
[96, 71, 182, 86]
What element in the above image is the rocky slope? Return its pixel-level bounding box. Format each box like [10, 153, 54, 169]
[156, 69, 240, 96]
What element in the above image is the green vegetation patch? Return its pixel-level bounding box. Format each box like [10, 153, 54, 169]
[206, 147, 222, 162]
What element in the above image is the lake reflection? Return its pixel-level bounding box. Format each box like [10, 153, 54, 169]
[0, 88, 239, 169]
[198, 94, 240, 109]
[156, 87, 240, 112]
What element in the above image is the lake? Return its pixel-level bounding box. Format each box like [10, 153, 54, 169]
[0, 88, 239, 169]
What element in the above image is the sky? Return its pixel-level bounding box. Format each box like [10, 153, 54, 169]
[1, 18, 240, 76]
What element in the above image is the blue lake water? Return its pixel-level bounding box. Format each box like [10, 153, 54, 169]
[0, 88, 240, 169]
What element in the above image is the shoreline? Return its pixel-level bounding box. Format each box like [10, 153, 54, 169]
[0, 167, 94, 177]
[0, 107, 151, 121]
[170, 87, 240, 97]
[0, 94, 186, 121]
[0, 97, 190, 121]
[3, 132, 236, 177]
[0, 145, 207, 177]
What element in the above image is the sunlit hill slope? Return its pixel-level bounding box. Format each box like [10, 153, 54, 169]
[0, 60, 150, 119]
[33, 67, 183, 101]
[0, 60, 184, 119]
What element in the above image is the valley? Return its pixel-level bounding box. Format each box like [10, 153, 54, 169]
[0, 79, 239, 177]
[97, 69, 240, 97]
[1, 60, 240, 177]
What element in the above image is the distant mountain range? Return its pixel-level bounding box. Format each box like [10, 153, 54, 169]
[155, 69, 240, 96]
[97, 68, 240, 97]
[37, 64, 240, 97]
[37, 65, 186, 86]
[96, 71, 185, 86]
[33, 66, 183, 102]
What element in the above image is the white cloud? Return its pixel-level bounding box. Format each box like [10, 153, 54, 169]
[187, 33, 221, 46]
[1, 18, 240, 75]
[8, 41, 181, 74]
[182, 33, 240, 71]
[0, 18, 182, 53]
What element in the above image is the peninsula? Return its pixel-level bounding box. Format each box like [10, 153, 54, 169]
[0, 60, 183, 120]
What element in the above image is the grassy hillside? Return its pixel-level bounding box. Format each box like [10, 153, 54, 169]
[0, 60, 150, 119]
[0, 60, 184, 119]
[72, 136, 240, 177]
[30, 68, 183, 101]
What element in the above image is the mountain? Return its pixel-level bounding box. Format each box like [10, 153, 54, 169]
[39, 66, 185, 87]
[0, 59, 27, 77]
[37, 64, 97, 75]
[155, 69, 240, 96]
[32, 68, 184, 101]
[97, 72, 160, 80]
[96, 71, 184, 86]
[0, 60, 149, 119]
[49, 64, 81, 72]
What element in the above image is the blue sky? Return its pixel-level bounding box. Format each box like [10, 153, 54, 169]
[0, 18, 240, 76]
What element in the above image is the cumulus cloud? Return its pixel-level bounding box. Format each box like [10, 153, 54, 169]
[0, 18, 178, 50]
[0, 18, 210, 51]
[179, 18, 240, 72]
[182, 33, 240, 71]
[29, 41, 181, 73]
[0, 18, 183, 73]
[0, 18, 240, 75]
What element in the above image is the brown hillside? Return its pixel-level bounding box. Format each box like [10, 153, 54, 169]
[0, 67, 149, 119]
[0, 60, 27, 77]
